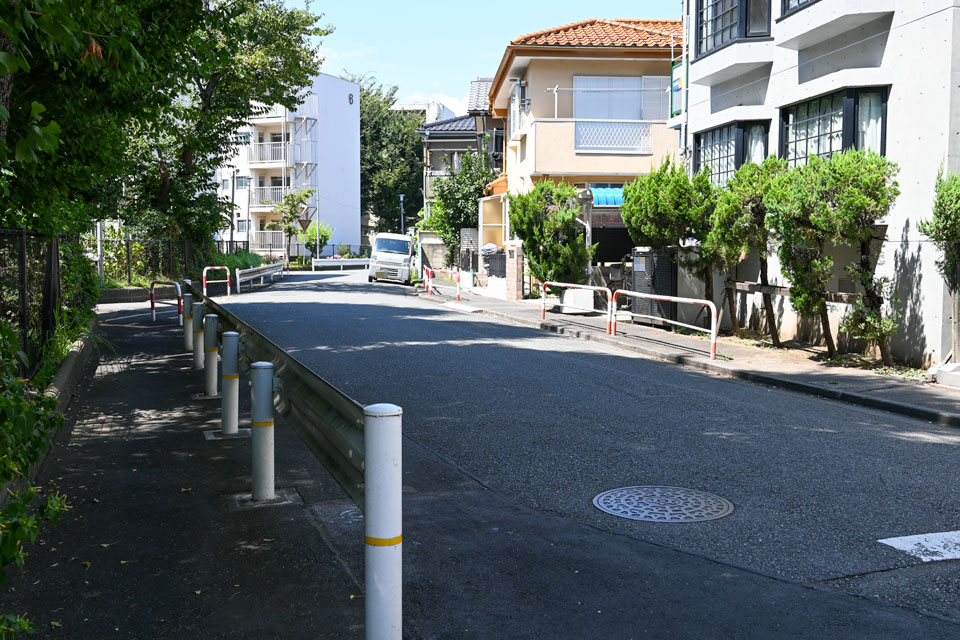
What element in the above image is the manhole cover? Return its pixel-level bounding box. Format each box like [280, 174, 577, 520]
[593, 486, 734, 522]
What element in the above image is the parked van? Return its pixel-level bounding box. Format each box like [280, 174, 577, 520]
[368, 233, 414, 284]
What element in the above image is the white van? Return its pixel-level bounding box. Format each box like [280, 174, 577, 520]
[368, 233, 414, 284]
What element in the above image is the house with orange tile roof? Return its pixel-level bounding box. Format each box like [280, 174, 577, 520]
[478, 18, 683, 279]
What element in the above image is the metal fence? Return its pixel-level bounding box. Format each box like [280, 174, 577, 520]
[87, 232, 195, 284]
[215, 240, 250, 255]
[0, 229, 61, 376]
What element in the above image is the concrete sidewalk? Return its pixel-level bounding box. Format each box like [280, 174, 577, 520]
[424, 286, 960, 428]
[3, 304, 363, 638]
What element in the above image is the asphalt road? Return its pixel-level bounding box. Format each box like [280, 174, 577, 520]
[219, 271, 960, 637]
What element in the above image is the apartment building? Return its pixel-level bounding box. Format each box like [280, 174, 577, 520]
[483, 18, 682, 262]
[216, 73, 361, 252]
[674, 1, 960, 365]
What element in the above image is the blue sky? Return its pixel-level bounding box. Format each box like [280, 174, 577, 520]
[296, 0, 681, 115]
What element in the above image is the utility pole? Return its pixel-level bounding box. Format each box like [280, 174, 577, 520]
[399, 194, 405, 235]
[230, 167, 237, 249]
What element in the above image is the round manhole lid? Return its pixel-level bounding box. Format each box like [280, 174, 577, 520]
[593, 486, 734, 523]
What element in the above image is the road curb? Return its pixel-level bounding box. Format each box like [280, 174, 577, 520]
[420, 293, 960, 429]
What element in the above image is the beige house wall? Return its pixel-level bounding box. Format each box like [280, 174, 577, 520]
[533, 121, 677, 175]
[526, 58, 675, 120]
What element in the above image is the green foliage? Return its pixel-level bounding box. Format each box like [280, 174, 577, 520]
[0, 320, 66, 592]
[210, 251, 263, 273]
[299, 221, 333, 255]
[429, 150, 497, 249]
[765, 155, 834, 318]
[347, 73, 423, 233]
[267, 188, 316, 256]
[622, 160, 718, 299]
[766, 151, 900, 362]
[508, 181, 595, 285]
[707, 157, 786, 270]
[919, 169, 960, 291]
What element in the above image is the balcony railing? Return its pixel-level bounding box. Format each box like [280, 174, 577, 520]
[251, 105, 285, 119]
[248, 142, 290, 164]
[251, 186, 289, 206]
[574, 119, 654, 153]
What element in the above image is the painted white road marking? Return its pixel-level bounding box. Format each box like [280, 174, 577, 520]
[878, 530, 960, 562]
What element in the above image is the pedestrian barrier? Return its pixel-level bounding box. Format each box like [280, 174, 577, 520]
[235, 261, 286, 292]
[611, 289, 719, 360]
[312, 257, 370, 271]
[540, 281, 613, 334]
[424, 267, 461, 301]
[185, 282, 402, 639]
[221, 332, 239, 435]
[202, 266, 231, 297]
[150, 280, 183, 326]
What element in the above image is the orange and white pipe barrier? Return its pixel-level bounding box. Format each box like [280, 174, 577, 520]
[150, 280, 183, 326]
[202, 266, 232, 297]
[540, 281, 613, 334]
[611, 290, 719, 360]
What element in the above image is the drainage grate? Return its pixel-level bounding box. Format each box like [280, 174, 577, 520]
[593, 486, 734, 523]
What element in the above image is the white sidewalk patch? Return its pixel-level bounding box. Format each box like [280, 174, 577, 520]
[442, 302, 480, 314]
[878, 530, 960, 562]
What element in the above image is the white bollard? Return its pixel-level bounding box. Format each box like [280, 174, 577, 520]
[221, 332, 239, 435]
[203, 314, 219, 397]
[363, 403, 403, 639]
[191, 302, 204, 370]
[250, 362, 275, 501]
[182, 292, 194, 352]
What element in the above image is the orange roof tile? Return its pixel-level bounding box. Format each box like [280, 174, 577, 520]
[511, 18, 682, 49]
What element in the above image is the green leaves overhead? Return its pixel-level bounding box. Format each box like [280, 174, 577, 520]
[508, 180, 595, 285]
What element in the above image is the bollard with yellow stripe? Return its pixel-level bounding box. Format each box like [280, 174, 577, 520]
[221, 331, 240, 435]
[203, 314, 219, 398]
[363, 403, 403, 638]
[250, 362, 276, 501]
[191, 302, 204, 370]
[182, 292, 194, 352]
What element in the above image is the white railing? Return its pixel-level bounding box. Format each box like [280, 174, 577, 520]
[312, 257, 370, 271]
[236, 261, 286, 292]
[251, 105, 284, 119]
[612, 290, 718, 360]
[541, 282, 613, 333]
[249, 230, 286, 249]
[248, 142, 289, 163]
[574, 120, 654, 153]
[250, 186, 289, 206]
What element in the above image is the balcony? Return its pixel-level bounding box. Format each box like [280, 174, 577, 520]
[248, 142, 293, 166]
[689, 40, 774, 86]
[775, 0, 896, 50]
[250, 186, 290, 207]
[528, 119, 677, 176]
[250, 105, 286, 119]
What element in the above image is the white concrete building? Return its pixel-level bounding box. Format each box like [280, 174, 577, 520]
[216, 73, 361, 253]
[673, 0, 960, 366]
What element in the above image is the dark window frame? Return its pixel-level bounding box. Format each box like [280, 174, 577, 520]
[778, 0, 822, 22]
[695, 0, 772, 58]
[694, 120, 770, 185]
[779, 87, 888, 166]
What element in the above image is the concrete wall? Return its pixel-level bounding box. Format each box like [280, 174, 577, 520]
[681, 1, 960, 366]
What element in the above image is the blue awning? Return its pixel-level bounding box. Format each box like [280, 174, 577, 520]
[593, 187, 624, 207]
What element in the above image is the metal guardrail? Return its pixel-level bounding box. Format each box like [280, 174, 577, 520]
[612, 289, 719, 360]
[236, 261, 286, 292]
[541, 281, 613, 334]
[186, 282, 367, 508]
[312, 257, 370, 271]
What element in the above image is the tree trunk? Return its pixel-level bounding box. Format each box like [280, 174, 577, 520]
[725, 283, 740, 335]
[759, 257, 782, 347]
[859, 239, 892, 366]
[818, 299, 837, 359]
[0, 4, 17, 144]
